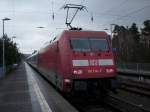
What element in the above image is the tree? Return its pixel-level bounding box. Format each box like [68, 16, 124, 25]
[129, 23, 140, 43]
[0, 34, 21, 67]
[141, 20, 150, 35]
[112, 23, 144, 62]
[141, 20, 150, 62]
[113, 25, 131, 62]
[112, 21, 150, 63]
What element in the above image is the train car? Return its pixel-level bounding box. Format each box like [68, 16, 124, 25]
[27, 30, 117, 95]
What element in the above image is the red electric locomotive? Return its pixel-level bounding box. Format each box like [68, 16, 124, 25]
[27, 30, 117, 94]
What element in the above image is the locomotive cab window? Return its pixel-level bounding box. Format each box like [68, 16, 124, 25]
[70, 38, 90, 52]
[90, 38, 108, 52]
[70, 38, 109, 52]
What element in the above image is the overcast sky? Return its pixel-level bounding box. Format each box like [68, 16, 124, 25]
[0, 0, 150, 54]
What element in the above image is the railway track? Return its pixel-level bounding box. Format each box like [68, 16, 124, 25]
[67, 92, 150, 112]
[29, 64, 150, 112]
[120, 80, 150, 96]
[67, 95, 118, 112]
[105, 94, 150, 112]
[29, 64, 117, 112]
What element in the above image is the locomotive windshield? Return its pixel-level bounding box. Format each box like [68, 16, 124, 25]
[70, 38, 108, 52]
[70, 38, 90, 51]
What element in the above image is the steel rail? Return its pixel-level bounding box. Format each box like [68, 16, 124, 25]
[120, 81, 150, 96]
[105, 94, 150, 112]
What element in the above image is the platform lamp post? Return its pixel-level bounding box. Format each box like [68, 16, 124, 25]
[110, 24, 117, 38]
[36, 26, 45, 29]
[12, 36, 16, 42]
[103, 28, 112, 47]
[2, 17, 11, 77]
[110, 24, 118, 49]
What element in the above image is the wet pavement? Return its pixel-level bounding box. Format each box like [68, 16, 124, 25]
[0, 64, 34, 112]
[25, 63, 78, 112]
[0, 63, 78, 112]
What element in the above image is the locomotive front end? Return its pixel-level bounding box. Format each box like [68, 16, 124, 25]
[67, 31, 117, 93]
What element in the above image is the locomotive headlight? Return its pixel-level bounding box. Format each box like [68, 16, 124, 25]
[64, 79, 71, 83]
[73, 69, 83, 74]
[78, 70, 83, 74]
[106, 68, 114, 73]
[73, 70, 78, 74]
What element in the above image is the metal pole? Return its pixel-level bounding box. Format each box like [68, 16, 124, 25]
[2, 18, 11, 77]
[2, 19, 5, 76]
[110, 24, 114, 47]
[110, 24, 113, 38]
[110, 24, 116, 38]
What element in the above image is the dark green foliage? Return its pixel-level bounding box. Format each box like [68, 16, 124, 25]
[141, 20, 150, 35]
[0, 34, 21, 67]
[129, 23, 140, 42]
[112, 20, 150, 63]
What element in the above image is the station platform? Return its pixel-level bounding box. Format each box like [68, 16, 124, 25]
[0, 63, 78, 112]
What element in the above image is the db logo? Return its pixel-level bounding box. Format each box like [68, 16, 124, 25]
[89, 60, 98, 66]
[90, 53, 95, 56]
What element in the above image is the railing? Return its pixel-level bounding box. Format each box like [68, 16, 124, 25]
[117, 62, 150, 85]
[117, 63, 150, 76]
[0, 67, 3, 78]
[0, 64, 18, 78]
[117, 63, 150, 71]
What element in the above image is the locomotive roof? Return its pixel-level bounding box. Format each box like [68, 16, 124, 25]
[49, 30, 108, 42]
[61, 30, 108, 37]
[50, 30, 108, 43]
[34, 30, 109, 55]
[63, 30, 107, 33]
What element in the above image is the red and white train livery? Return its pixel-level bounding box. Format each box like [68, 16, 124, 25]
[27, 30, 117, 94]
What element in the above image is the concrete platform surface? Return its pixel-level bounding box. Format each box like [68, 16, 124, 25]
[0, 64, 35, 112]
[0, 63, 78, 112]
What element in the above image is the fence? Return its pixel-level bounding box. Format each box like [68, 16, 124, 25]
[117, 63, 150, 71]
[0, 64, 18, 78]
[0, 67, 3, 78]
[117, 62, 150, 76]
[117, 63, 150, 84]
